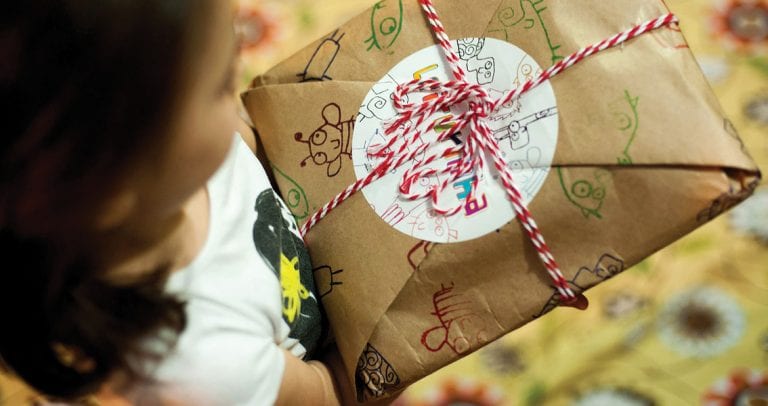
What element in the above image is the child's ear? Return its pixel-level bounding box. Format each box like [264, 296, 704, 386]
[94, 189, 138, 231]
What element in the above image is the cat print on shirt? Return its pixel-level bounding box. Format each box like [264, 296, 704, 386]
[253, 189, 322, 356]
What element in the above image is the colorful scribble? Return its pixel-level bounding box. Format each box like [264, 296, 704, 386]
[610, 90, 640, 165]
[295, 103, 355, 177]
[297, 30, 344, 82]
[421, 282, 488, 354]
[280, 254, 310, 323]
[365, 0, 404, 53]
[487, 0, 563, 65]
[312, 265, 343, 299]
[557, 168, 609, 219]
[534, 253, 624, 318]
[452, 175, 488, 216]
[356, 343, 401, 401]
[271, 165, 310, 221]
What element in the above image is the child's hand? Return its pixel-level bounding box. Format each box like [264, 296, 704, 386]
[277, 346, 402, 406]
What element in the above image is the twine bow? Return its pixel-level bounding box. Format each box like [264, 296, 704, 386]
[301, 0, 679, 304]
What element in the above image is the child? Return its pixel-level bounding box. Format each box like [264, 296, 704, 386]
[1, 1, 384, 404]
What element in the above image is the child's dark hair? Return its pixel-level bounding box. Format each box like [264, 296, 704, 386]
[1, 0, 213, 399]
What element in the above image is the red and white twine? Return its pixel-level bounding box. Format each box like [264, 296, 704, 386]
[300, 0, 679, 303]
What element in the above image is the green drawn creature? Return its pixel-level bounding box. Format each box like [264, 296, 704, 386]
[272, 165, 310, 221]
[487, 0, 563, 65]
[557, 168, 609, 219]
[365, 0, 404, 53]
[610, 90, 640, 165]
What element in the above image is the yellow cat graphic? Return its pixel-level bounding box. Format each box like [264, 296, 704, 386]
[280, 254, 310, 323]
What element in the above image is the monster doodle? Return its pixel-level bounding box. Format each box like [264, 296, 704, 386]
[356, 343, 401, 401]
[312, 265, 343, 299]
[253, 190, 322, 354]
[297, 30, 344, 82]
[295, 103, 355, 177]
[365, 0, 404, 53]
[492, 106, 558, 150]
[457, 38, 496, 85]
[487, 0, 563, 65]
[557, 168, 609, 219]
[271, 165, 310, 221]
[534, 253, 625, 318]
[610, 90, 640, 165]
[421, 282, 488, 354]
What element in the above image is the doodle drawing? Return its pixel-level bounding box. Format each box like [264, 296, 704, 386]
[357, 74, 406, 124]
[297, 30, 344, 82]
[295, 103, 355, 177]
[609, 90, 640, 165]
[271, 165, 310, 221]
[557, 167, 609, 219]
[457, 38, 496, 85]
[407, 206, 460, 242]
[534, 253, 625, 318]
[365, 0, 404, 53]
[487, 0, 564, 65]
[407, 240, 436, 270]
[492, 106, 558, 150]
[506, 147, 547, 198]
[312, 265, 343, 299]
[356, 343, 401, 401]
[421, 282, 488, 354]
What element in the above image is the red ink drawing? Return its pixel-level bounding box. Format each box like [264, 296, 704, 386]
[295, 103, 355, 177]
[382, 202, 406, 226]
[406, 240, 436, 270]
[407, 206, 459, 242]
[421, 282, 487, 354]
[650, 23, 689, 50]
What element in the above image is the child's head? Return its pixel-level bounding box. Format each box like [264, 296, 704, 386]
[1, 0, 240, 399]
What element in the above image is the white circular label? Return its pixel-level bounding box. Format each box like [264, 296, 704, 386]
[352, 38, 559, 243]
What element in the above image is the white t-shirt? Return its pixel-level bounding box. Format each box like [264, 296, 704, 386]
[136, 134, 324, 405]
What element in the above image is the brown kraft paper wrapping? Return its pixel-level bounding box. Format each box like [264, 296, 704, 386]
[242, 0, 762, 401]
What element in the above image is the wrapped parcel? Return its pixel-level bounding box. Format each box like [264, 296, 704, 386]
[242, 0, 761, 401]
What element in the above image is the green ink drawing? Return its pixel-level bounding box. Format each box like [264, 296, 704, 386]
[487, 0, 563, 65]
[365, 0, 404, 53]
[272, 165, 310, 221]
[611, 90, 640, 165]
[557, 167, 609, 219]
